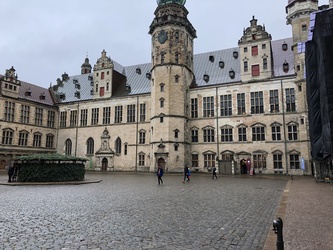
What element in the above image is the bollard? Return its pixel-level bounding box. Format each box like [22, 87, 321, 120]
[272, 217, 284, 250]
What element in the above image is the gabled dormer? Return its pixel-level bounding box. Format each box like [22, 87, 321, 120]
[0, 66, 21, 98]
[238, 16, 273, 82]
[93, 50, 114, 99]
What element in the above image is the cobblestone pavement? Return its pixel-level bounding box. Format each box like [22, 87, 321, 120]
[283, 177, 333, 250]
[0, 173, 287, 250]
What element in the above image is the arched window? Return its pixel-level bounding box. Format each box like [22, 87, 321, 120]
[65, 139, 72, 155]
[115, 137, 121, 154]
[87, 137, 94, 155]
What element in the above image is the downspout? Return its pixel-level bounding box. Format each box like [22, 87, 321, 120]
[216, 87, 220, 170]
[281, 80, 289, 175]
[75, 103, 80, 156]
[135, 96, 139, 172]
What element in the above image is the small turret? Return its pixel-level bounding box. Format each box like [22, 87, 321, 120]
[81, 57, 92, 74]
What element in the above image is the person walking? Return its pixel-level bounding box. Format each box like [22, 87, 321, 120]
[157, 165, 164, 185]
[212, 166, 218, 179]
[187, 167, 191, 182]
[183, 165, 189, 183]
[7, 165, 14, 183]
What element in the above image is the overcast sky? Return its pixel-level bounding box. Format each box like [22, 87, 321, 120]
[0, 0, 327, 88]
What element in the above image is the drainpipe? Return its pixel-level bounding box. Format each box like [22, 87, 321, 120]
[216, 87, 220, 171]
[281, 80, 289, 175]
[75, 103, 80, 156]
[135, 96, 139, 172]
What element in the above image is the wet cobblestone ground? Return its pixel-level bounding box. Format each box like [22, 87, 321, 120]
[0, 173, 287, 250]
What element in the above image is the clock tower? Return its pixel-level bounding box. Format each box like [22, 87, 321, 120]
[148, 0, 196, 172]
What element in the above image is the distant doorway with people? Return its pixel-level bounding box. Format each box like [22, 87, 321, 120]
[157, 158, 166, 170]
[102, 158, 108, 171]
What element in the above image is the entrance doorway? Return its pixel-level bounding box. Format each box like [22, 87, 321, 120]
[102, 158, 108, 171]
[157, 158, 166, 170]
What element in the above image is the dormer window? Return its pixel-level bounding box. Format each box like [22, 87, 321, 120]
[90, 90, 94, 95]
[203, 73, 209, 83]
[282, 42, 288, 51]
[59, 93, 66, 100]
[209, 55, 214, 62]
[73, 78, 78, 84]
[136, 68, 141, 74]
[75, 91, 80, 99]
[233, 51, 238, 59]
[39, 94, 46, 100]
[146, 72, 151, 79]
[88, 75, 93, 81]
[25, 89, 32, 97]
[219, 60, 225, 69]
[75, 83, 80, 89]
[283, 61, 289, 73]
[229, 69, 235, 79]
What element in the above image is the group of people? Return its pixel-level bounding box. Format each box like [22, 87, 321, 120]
[156, 165, 218, 185]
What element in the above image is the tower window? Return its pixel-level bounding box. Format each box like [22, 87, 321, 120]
[175, 75, 179, 83]
[175, 53, 179, 64]
[302, 24, 307, 31]
[244, 47, 248, 53]
[175, 32, 179, 43]
[263, 58, 268, 70]
[244, 61, 248, 72]
[262, 44, 266, 49]
[161, 53, 165, 64]
[209, 55, 214, 62]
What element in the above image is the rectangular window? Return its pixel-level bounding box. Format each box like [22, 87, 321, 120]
[204, 154, 215, 168]
[262, 44, 266, 49]
[140, 103, 146, 122]
[127, 104, 136, 123]
[80, 109, 88, 127]
[91, 108, 99, 125]
[290, 154, 300, 169]
[203, 96, 214, 117]
[253, 154, 267, 171]
[273, 154, 283, 173]
[191, 98, 198, 118]
[18, 131, 28, 146]
[270, 90, 279, 113]
[272, 125, 281, 141]
[103, 107, 111, 125]
[139, 154, 145, 166]
[251, 91, 264, 114]
[286, 88, 296, 112]
[47, 110, 55, 128]
[139, 131, 146, 144]
[46, 134, 54, 148]
[252, 126, 265, 141]
[252, 45, 258, 56]
[203, 128, 215, 142]
[191, 130, 198, 142]
[33, 134, 42, 147]
[252, 65, 260, 76]
[101, 72, 105, 80]
[238, 127, 247, 141]
[2, 130, 13, 145]
[244, 61, 248, 72]
[221, 128, 233, 142]
[20, 105, 30, 124]
[60, 111, 67, 128]
[220, 94, 232, 117]
[115, 106, 123, 123]
[288, 124, 298, 141]
[4, 101, 15, 122]
[263, 58, 268, 70]
[237, 93, 246, 115]
[124, 144, 128, 155]
[70, 110, 77, 127]
[35, 107, 43, 126]
[191, 154, 198, 168]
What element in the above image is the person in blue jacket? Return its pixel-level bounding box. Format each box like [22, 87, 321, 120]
[157, 165, 164, 185]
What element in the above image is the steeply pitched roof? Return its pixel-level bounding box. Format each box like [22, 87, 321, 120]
[53, 37, 295, 103]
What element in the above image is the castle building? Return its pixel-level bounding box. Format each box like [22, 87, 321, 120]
[1, 0, 329, 174]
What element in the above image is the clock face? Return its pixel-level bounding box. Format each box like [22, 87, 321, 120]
[158, 30, 168, 44]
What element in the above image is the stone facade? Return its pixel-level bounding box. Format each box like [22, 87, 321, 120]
[1, 1, 329, 175]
